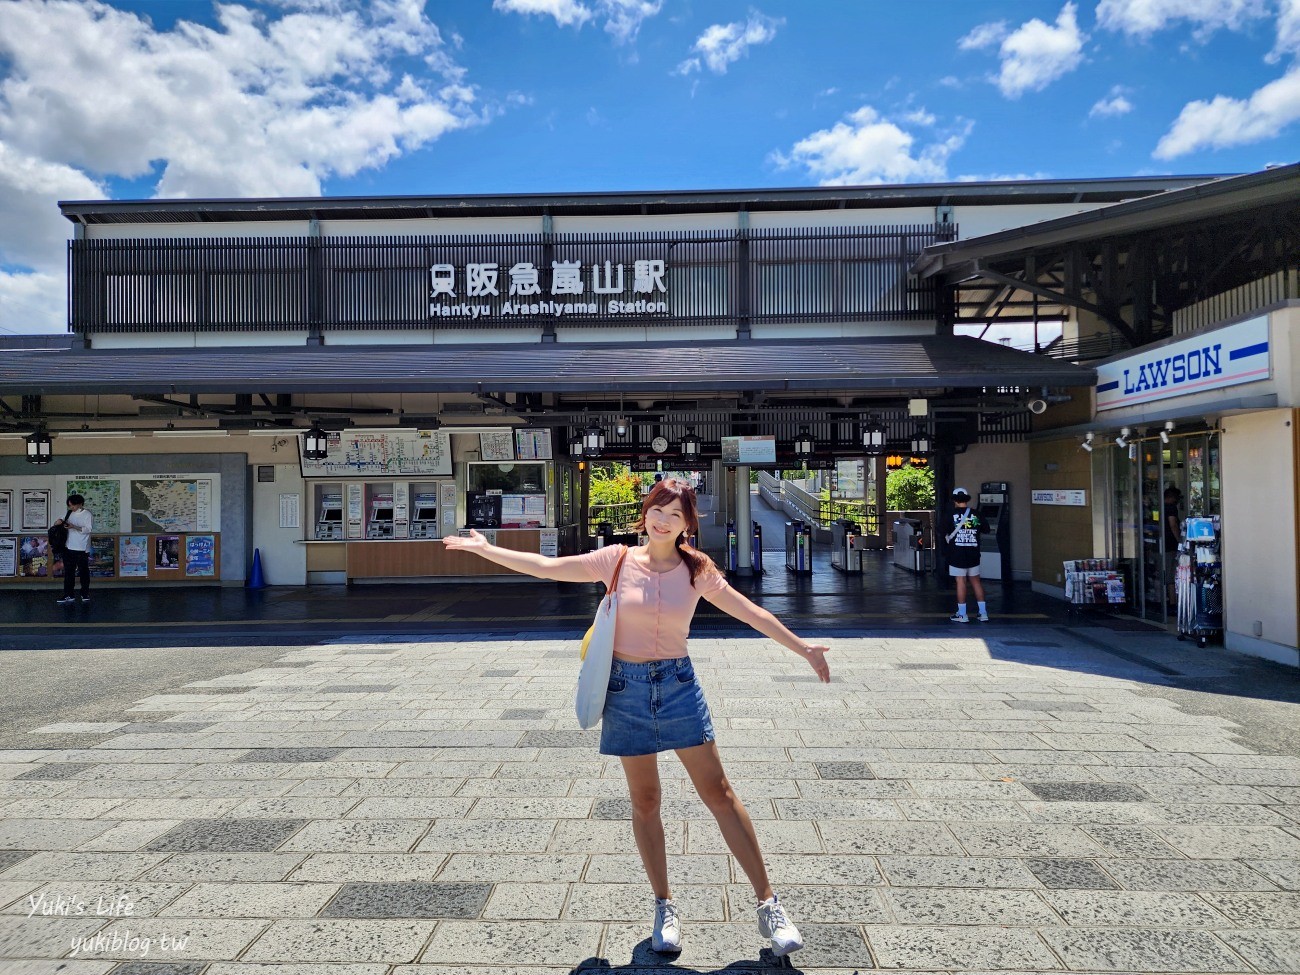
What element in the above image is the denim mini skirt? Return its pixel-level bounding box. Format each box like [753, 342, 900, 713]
[599, 656, 716, 757]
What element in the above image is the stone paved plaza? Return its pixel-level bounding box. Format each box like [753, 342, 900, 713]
[2, 628, 1300, 974]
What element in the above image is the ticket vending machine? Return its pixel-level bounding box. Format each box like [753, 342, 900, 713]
[366, 491, 396, 539]
[978, 481, 1011, 581]
[315, 495, 344, 540]
[409, 493, 439, 539]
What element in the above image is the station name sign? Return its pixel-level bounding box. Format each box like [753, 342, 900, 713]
[429, 259, 669, 320]
[1095, 315, 1271, 411]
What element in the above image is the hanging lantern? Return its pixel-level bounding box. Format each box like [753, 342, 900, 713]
[793, 426, 814, 459]
[582, 423, 605, 459]
[25, 428, 53, 465]
[302, 423, 329, 461]
[861, 419, 886, 456]
[568, 433, 584, 459]
[910, 427, 931, 456]
[885, 454, 905, 470]
[680, 428, 701, 460]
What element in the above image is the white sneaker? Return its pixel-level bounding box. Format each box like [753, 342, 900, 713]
[977, 612, 989, 622]
[55, 596, 76, 605]
[756, 895, 803, 958]
[949, 613, 969, 623]
[651, 896, 681, 953]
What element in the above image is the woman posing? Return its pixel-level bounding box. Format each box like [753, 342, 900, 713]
[443, 477, 829, 959]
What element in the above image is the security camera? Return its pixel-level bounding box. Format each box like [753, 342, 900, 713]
[1081, 432, 1095, 453]
[1027, 399, 1048, 415]
[1159, 420, 1174, 445]
[1115, 426, 1131, 449]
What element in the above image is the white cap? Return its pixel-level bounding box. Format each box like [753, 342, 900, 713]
[952, 486, 970, 497]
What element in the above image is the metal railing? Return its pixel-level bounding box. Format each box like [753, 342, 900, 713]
[588, 500, 641, 534]
[756, 472, 879, 535]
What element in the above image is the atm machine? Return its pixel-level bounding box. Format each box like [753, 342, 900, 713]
[409, 493, 439, 539]
[978, 481, 1011, 581]
[366, 492, 396, 539]
[315, 496, 344, 540]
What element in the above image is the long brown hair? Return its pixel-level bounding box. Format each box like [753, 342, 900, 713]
[632, 477, 717, 587]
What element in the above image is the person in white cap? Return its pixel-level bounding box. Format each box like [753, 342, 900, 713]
[945, 487, 988, 622]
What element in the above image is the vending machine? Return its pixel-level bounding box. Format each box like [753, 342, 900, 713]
[315, 496, 344, 540]
[977, 482, 1011, 581]
[365, 491, 396, 539]
[409, 493, 439, 539]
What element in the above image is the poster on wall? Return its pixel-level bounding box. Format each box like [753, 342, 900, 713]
[119, 536, 149, 577]
[514, 429, 552, 461]
[155, 535, 181, 570]
[185, 535, 215, 576]
[720, 436, 776, 465]
[0, 490, 10, 532]
[66, 477, 122, 533]
[131, 476, 215, 533]
[479, 430, 515, 462]
[299, 429, 452, 477]
[21, 490, 50, 530]
[89, 537, 116, 578]
[18, 536, 52, 576]
[0, 538, 15, 576]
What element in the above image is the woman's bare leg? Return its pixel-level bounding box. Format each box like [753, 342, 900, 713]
[619, 753, 670, 899]
[676, 741, 773, 901]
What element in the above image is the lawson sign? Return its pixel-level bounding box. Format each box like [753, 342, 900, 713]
[1096, 315, 1271, 412]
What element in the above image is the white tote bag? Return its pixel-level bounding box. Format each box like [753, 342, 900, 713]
[574, 546, 629, 730]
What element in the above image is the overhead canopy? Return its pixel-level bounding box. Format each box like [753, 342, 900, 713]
[0, 335, 1094, 397]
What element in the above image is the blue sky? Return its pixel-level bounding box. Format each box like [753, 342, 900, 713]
[2, 0, 1299, 333]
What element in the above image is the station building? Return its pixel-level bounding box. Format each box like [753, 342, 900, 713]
[2, 164, 1297, 665]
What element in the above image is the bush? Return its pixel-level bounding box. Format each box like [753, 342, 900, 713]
[589, 463, 645, 508]
[886, 465, 935, 510]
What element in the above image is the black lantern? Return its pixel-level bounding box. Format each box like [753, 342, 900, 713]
[910, 426, 931, 456]
[861, 419, 886, 456]
[303, 422, 329, 461]
[680, 428, 701, 460]
[568, 433, 584, 459]
[793, 426, 814, 459]
[25, 428, 52, 465]
[582, 422, 605, 459]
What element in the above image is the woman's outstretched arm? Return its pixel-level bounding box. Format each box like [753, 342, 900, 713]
[440, 529, 598, 583]
[703, 585, 831, 682]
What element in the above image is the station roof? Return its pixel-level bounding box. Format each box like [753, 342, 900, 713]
[58, 175, 1220, 226]
[0, 335, 1094, 397]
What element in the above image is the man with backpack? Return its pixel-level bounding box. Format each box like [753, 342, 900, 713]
[53, 494, 93, 605]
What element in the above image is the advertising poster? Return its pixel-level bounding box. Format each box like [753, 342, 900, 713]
[18, 536, 52, 577]
[119, 536, 149, 577]
[0, 537, 14, 576]
[185, 535, 216, 576]
[155, 535, 181, 570]
[21, 490, 50, 530]
[89, 537, 116, 578]
[0, 490, 10, 532]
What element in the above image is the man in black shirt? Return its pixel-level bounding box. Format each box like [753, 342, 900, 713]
[945, 487, 988, 622]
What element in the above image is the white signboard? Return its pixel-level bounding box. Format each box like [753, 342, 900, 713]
[539, 528, 559, 557]
[279, 493, 301, 529]
[721, 436, 776, 465]
[429, 259, 669, 321]
[1096, 315, 1270, 411]
[300, 429, 452, 477]
[1032, 489, 1087, 506]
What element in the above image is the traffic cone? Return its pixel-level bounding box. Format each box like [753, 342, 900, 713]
[248, 548, 266, 589]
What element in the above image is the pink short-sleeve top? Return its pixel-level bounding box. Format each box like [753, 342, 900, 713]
[578, 545, 728, 660]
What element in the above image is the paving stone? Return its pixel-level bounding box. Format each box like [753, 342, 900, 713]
[1203, 891, 1300, 927]
[12, 882, 189, 919]
[898, 799, 1033, 822]
[1044, 890, 1231, 927]
[498, 709, 547, 720]
[565, 883, 724, 921]
[288, 854, 446, 883]
[727, 883, 890, 924]
[516, 730, 599, 748]
[863, 923, 1060, 969]
[318, 686, 398, 693]
[158, 881, 338, 918]
[1155, 824, 1300, 859]
[233, 748, 345, 763]
[104, 963, 207, 975]
[598, 919, 766, 970]
[0, 914, 114, 960]
[812, 761, 874, 779]
[1042, 927, 1249, 972]
[1024, 857, 1119, 889]
[1217, 930, 1300, 973]
[61, 919, 268, 961]
[884, 887, 1058, 925]
[143, 819, 307, 854]
[1082, 825, 1183, 858]
[877, 855, 1040, 889]
[894, 662, 961, 670]
[819, 820, 962, 855]
[414, 919, 602, 965]
[1005, 700, 1098, 712]
[321, 881, 490, 919]
[1023, 781, 1149, 802]
[242, 919, 436, 963]
[482, 882, 568, 920]
[15, 763, 100, 781]
[0, 851, 34, 873]
[278, 820, 428, 853]
[115, 724, 214, 735]
[1105, 859, 1281, 891]
[584, 853, 733, 885]
[418, 820, 556, 854]
[3, 852, 168, 881]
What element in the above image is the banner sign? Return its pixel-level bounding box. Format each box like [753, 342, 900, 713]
[1031, 489, 1087, 506]
[1096, 315, 1270, 411]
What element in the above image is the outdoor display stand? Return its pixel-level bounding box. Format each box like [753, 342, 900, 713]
[1063, 559, 1127, 614]
[1176, 518, 1223, 647]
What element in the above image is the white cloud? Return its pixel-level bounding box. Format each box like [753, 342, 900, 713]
[1096, 0, 1269, 39]
[1090, 86, 1135, 116]
[0, 269, 65, 334]
[493, 0, 592, 29]
[958, 21, 1009, 51]
[1271, 0, 1300, 61]
[1154, 63, 1300, 157]
[0, 0, 483, 333]
[676, 12, 782, 75]
[772, 106, 970, 185]
[994, 3, 1087, 98]
[601, 0, 662, 43]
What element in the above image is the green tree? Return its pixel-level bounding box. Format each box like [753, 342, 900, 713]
[886, 466, 935, 510]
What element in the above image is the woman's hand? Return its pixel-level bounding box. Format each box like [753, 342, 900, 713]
[441, 530, 488, 552]
[800, 643, 831, 683]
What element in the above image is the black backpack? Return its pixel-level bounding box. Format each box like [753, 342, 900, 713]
[47, 522, 69, 555]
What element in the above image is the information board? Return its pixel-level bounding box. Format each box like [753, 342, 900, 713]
[300, 429, 452, 477]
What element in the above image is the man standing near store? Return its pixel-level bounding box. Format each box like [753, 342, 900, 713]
[945, 487, 988, 623]
[54, 494, 93, 605]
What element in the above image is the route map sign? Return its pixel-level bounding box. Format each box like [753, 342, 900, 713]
[130, 475, 216, 533]
[299, 429, 452, 477]
[66, 477, 122, 533]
